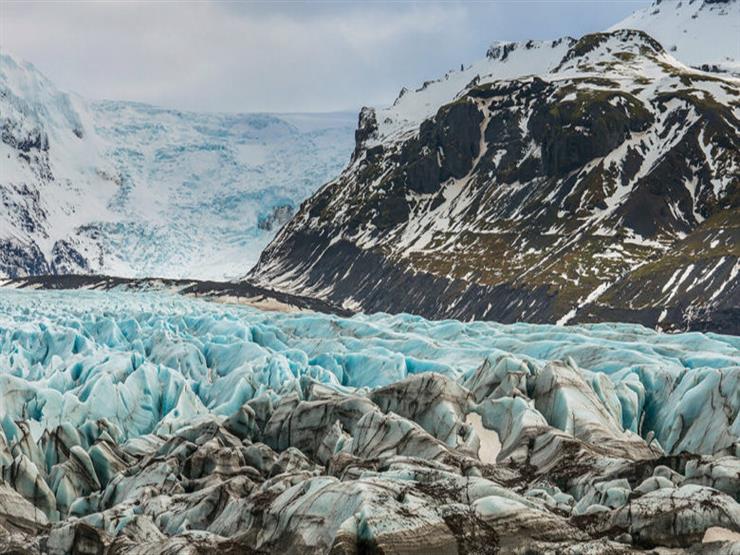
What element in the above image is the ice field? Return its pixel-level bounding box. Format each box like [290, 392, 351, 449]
[0, 289, 738, 552]
[0, 289, 737, 455]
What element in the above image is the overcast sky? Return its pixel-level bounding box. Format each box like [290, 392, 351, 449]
[1, 0, 651, 113]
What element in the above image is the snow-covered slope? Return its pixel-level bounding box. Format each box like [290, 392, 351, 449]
[0, 52, 355, 280]
[0, 54, 121, 276]
[610, 0, 740, 76]
[375, 0, 740, 141]
[368, 0, 740, 141]
[375, 38, 575, 140]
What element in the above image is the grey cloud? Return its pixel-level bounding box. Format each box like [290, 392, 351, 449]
[0, 0, 650, 113]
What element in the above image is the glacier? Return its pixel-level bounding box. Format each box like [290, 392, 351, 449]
[88, 103, 356, 279]
[0, 52, 355, 280]
[0, 289, 737, 552]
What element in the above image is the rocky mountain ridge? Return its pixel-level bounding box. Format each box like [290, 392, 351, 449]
[250, 23, 740, 333]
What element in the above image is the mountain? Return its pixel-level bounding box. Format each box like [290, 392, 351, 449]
[250, 21, 740, 333]
[610, 0, 740, 77]
[0, 53, 115, 277]
[0, 53, 355, 280]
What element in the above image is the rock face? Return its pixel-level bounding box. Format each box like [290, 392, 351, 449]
[0, 289, 737, 553]
[250, 28, 740, 334]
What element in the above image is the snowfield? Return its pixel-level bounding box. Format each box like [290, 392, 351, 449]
[0, 289, 737, 552]
[89, 103, 355, 279]
[0, 53, 355, 280]
[610, 0, 740, 76]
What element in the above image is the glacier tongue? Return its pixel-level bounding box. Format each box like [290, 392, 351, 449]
[0, 289, 737, 552]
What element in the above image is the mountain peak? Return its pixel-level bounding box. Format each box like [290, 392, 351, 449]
[486, 38, 576, 62]
[553, 29, 670, 74]
[562, 29, 665, 61]
[610, 0, 740, 75]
